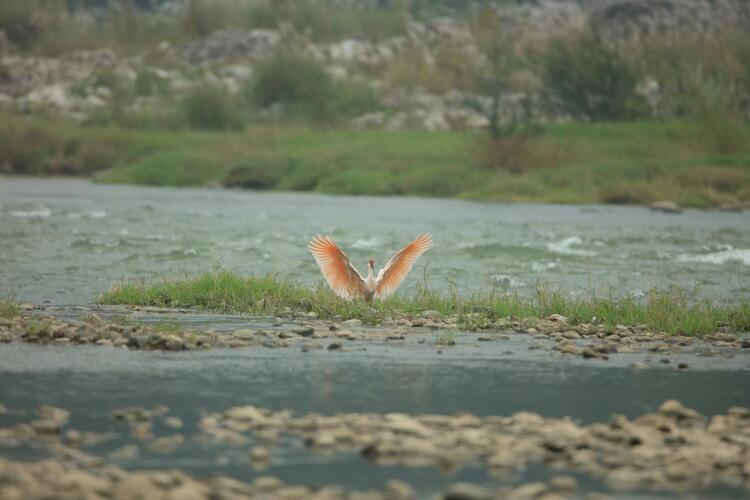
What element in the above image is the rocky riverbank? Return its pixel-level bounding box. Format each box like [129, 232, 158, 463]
[2, 305, 748, 363]
[0, 456, 587, 500]
[1, 399, 748, 498]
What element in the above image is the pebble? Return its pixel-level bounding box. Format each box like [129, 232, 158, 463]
[2, 397, 750, 497]
[109, 444, 139, 460]
[250, 446, 270, 462]
[385, 479, 415, 500]
[147, 434, 184, 453]
[291, 326, 314, 337]
[549, 475, 578, 492]
[558, 343, 581, 355]
[649, 343, 670, 353]
[444, 483, 491, 500]
[581, 348, 608, 360]
[164, 417, 183, 429]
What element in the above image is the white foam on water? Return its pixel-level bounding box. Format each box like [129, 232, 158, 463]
[11, 208, 51, 218]
[351, 238, 379, 250]
[546, 236, 597, 257]
[88, 211, 107, 218]
[677, 248, 750, 266]
[532, 261, 559, 272]
[490, 274, 525, 288]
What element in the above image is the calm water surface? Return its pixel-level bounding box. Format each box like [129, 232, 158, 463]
[1, 336, 748, 498]
[1, 177, 750, 304]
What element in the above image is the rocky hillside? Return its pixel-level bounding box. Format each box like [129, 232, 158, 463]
[1, 0, 748, 130]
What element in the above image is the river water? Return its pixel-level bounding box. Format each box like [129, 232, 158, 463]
[1, 177, 750, 304]
[1, 177, 749, 498]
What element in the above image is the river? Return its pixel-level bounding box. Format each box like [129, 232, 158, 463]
[1, 177, 749, 304]
[1, 177, 749, 498]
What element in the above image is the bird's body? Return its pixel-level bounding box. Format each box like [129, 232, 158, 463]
[308, 233, 433, 302]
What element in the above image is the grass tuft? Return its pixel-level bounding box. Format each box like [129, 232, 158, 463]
[0, 300, 20, 320]
[99, 272, 750, 336]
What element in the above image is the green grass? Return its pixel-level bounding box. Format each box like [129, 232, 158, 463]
[2, 113, 749, 208]
[99, 272, 750, 336]
[23, 319, 53, 337]
[0, 300, 20, 320]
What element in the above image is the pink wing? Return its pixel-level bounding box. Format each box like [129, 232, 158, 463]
[376, 234, 433, 298]
[308, 235, 365, 300]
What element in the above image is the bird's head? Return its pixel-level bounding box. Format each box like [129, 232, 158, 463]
[368, 258, 375, 270]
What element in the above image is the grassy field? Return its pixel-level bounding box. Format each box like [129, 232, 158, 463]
[2, 113, 750, 207]
[99, 272, 750, 336]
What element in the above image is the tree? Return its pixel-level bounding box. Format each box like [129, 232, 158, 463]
[469, 7, 532, 139]
[543, 32, 647, 121]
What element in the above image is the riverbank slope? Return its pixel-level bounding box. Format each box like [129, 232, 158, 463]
[2, 114, 749, 208]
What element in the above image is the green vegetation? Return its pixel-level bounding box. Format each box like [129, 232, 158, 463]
[23, 319, 53, 337]
[99, 272, 750, 336]
[435, 330, 458, 346]
[0, 300, 20, 320]
[181, 86, 245, 131]
[0, 0, 411, 56]
[2, 113, 749, 207]
[2, 2, 750, 207]
[251, 52, 379, 124]
[543, 32, 648, 121]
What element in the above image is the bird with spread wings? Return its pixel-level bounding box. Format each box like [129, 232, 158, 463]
[308, 234, 433, 302]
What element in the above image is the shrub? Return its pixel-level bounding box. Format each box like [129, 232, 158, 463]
[252, 52, 333, 119]
[247, 0, 406, 42]
[251, 52, 378, 123]
[181, 85, 245, 131]
[179, 0, 243, 38]
[326, 80, 380, 120]
[634, 31, 750, 154]
[0, 0, 50, 49]
[0, 118, 62, 174]
[223, 154, 292, 190]
[134, 69, 170, 97]
[683, 68, 747, 155]
[543, 32, 648, 121]
[638, 31, 750, 117]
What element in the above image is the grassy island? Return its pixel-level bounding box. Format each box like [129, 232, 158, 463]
[98, 272, 750, 336]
